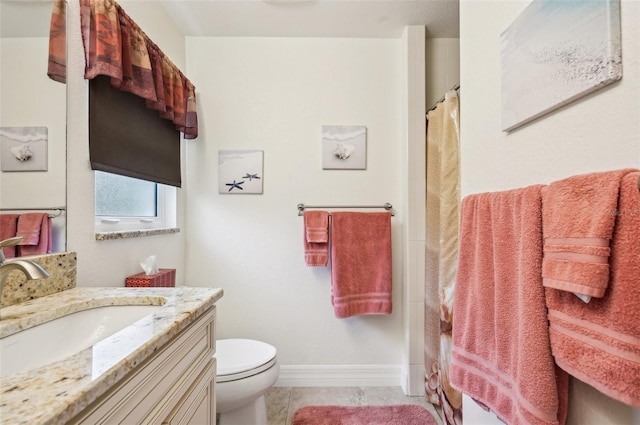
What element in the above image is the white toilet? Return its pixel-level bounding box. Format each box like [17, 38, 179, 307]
[215, 339, 279, 425]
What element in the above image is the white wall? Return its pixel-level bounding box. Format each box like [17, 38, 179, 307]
[184, 36, 409, 376]
[0, 37, 66, 252]
[65, 1, 188, 285]
[460, 0, 639, 424]
[425, 38, 460, 108]
[404, 26, 427, 396]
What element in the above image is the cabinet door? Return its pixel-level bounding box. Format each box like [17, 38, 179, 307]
[70, 307, 216, 425]
[162, 358, 216, 425]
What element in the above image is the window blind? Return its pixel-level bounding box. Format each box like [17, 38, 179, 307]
[89, 75, 181, 187]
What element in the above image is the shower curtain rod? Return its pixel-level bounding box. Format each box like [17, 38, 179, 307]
[297, 203, 394, 216]
[0, 206, 66, 218]
[427, 82, 460, 114]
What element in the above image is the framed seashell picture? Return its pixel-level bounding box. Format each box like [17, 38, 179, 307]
[0, 126, 48, 172]
[322, 125, 366, 170]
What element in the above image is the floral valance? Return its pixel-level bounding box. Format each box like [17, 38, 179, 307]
[48, 0, 198, 139]
[47, 0, 66, 83]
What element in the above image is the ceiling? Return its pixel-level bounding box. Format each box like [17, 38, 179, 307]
[0, 1, 54, 38]
[1, 0, 459, 39]
[161, 0, 460, 39]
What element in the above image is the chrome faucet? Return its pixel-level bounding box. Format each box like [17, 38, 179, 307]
[0, 237, 50, 319]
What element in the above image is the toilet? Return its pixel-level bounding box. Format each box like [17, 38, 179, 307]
[215, 339, 279, 425]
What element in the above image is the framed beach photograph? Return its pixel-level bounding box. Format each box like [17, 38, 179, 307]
[218, 149, 264, 194]
[322, 125, 367, 170]
[0, 126, 48, 172]
[500, 0, 622, 131]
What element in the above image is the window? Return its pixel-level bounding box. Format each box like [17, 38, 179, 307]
[95, 171, 176, 232]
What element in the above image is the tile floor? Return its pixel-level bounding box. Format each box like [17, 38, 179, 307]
[265, 386, 443, 425]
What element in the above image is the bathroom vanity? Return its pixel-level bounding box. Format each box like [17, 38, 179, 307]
[0, 286, 223, 425]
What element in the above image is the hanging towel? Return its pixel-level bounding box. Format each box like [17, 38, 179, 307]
[450, 185, 568, 425]
[541, 168, 639, 299]
[16, 213, 52, 256]
[303, 211, 329, 266]
[330, 212, 392, 318]
[544, 171, 640, 407]
[0, 214, 20, 259]
[305, 210, 329, 243]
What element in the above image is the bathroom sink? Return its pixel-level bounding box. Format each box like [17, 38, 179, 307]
[0, 304, 163, 377]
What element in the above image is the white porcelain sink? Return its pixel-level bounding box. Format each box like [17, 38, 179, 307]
[0, 304, 163, 377]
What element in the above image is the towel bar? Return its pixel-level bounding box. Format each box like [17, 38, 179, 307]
[0, 206, 66, 218]
[297, 203, 394, 216]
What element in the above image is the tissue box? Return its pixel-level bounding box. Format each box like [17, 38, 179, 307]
[125, 269, 176, 287]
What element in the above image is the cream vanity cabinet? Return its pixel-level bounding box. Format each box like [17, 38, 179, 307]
[69, 307, 217, 425]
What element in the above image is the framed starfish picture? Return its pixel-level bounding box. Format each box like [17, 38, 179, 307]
[218, 150, 263, 194]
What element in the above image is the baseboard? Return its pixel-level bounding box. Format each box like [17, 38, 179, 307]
[401, 364, 426, 397]
[275, 364, 402, 387]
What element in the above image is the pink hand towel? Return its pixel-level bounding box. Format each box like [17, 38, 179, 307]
[451, 185, 568, 425]
[545, 172, 640, 407]
[16, 213, 52, 256]
[0, 214, 20, 258]
[304, 211, 329, 266]
[541, 168, 639, 298]
[330, 212, 392, 318]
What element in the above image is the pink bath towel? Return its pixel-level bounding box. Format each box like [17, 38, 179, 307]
[545, 172, 640, 407]
[16, 213, 52, 256]
[0, 214, 20, 258]
[451, 185, 568, 425]
[541, 168, 639, 298]
[330, 212, 392, 318]
[303, 211, 329, 267]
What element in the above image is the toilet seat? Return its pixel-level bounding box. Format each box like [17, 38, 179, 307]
[216, 339, 277, 383]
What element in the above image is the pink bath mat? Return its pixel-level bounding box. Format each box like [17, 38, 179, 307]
[291, 404, 438, 425]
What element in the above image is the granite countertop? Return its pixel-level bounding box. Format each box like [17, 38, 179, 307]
[0, 286, 223, 425]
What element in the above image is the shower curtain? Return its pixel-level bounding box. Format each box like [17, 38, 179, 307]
[424, 91, 462, 425]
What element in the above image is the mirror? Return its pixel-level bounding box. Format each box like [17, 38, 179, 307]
[0, 0, 67, 254]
